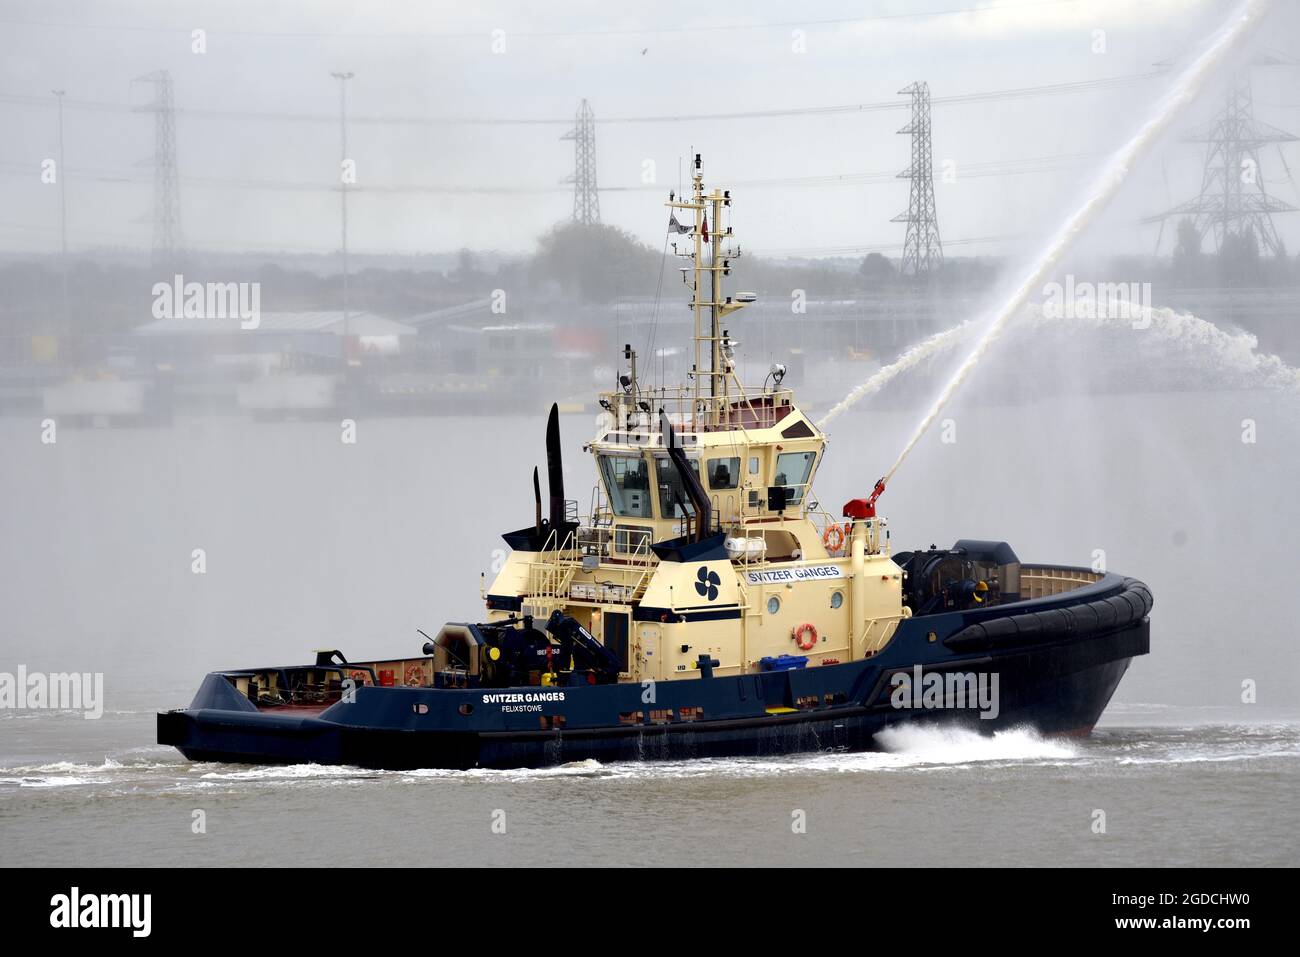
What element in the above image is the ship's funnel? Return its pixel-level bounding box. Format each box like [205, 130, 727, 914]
[533, 465, 542, 535]
[546, 403, 565, 531]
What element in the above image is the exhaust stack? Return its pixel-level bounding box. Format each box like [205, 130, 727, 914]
[546, 403, 566, 531]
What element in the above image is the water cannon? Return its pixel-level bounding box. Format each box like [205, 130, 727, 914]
[843, 477, 887, 520]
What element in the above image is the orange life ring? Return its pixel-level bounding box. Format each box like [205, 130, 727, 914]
[822, 523, 846, 552]
[404, 663, 426, 687]
[792, 622, 818, 651]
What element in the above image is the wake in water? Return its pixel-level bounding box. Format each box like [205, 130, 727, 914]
[873, 724, 1078, 764]
[5, 721, 1299, 791]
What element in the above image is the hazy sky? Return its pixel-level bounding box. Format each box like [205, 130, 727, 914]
[2, 0, 1298, 261]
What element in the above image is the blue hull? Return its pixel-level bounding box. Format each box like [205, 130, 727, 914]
[158, 573, 1151, 770]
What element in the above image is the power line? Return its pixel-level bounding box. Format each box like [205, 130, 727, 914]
[0, 72, 1160, 128]
[0, 151, 1096, 196]
[0, 2, 1101, 42]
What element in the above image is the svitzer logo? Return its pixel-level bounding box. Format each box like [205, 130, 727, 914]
[49, 887, 151, 937]
[694, 566, 721, 601]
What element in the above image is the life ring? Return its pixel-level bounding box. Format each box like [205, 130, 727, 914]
[404, 663, 426, 687]
[822, 523, 846, 553]
[792, 622, 818, 651]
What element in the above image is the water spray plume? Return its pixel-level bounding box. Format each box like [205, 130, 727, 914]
[820, 0, 1273, 495]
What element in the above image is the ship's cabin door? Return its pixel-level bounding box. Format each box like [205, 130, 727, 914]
[603, 611, 629, 677]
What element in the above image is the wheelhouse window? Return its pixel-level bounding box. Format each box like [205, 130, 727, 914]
[653, 456, 700, 519]
[774, 450, 816, 506]
[599, 454, 652, 518]
[706, 457, 740, 490]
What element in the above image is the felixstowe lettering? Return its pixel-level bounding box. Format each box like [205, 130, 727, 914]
[745, 565, 843, 585]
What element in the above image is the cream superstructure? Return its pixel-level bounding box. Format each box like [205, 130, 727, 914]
[486, 156, 908, 682]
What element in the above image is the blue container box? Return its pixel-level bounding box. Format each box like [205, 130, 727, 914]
[759, 654, 809, 672]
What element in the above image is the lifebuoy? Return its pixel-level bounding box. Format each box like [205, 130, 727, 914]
[822, 523, 846, 552]
[792, 622, 818, 651]
[404, 663, 426, 687]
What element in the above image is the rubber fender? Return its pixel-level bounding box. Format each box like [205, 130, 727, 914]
[1064, 602, 1099, 632]
[1034, 607, 1071, 638]
[980, 616, 1019, 640]
[943, 623, 989, 651]
[1117, 590, 1146, 620]
[1012, 613, 1044, 641]
[1092, 597, 1119, 629]
[1125, 580, 1154, 616]
[1102, 595, 1133, 627]
[943, 578, 1152, 651]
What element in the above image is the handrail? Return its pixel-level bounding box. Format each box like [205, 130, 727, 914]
[598, 385, 796, 433]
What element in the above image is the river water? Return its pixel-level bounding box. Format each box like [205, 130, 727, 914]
[2, 383, 1298, 866]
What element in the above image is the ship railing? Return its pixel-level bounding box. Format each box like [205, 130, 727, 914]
[599, 386, 796, 433]
[524, 520, 660, 604]
[524, 527, 579, 601]
[807, 502, 850, 557]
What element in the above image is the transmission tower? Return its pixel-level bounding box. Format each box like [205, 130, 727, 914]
[133, 70, 182, 268]
[1152, 73, 1296, 257]
[561, 99, 600, 225]
[891, 81, 943, 278]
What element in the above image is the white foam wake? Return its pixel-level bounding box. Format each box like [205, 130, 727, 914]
[873, 724, 1079, 764]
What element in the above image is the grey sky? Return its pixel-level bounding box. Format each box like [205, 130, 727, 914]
[2, 0, 1298, 261]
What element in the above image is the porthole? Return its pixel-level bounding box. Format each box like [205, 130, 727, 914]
[830, 591, 843, 609]
[767, 596, 781, 615]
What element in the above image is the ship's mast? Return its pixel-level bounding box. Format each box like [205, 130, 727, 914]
[667, 154, 740, 430]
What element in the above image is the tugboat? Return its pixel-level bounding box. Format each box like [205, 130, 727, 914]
[158, 157, 1151, 770]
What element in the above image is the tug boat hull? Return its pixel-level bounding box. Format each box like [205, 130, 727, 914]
[158, 572, 1150, 771]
